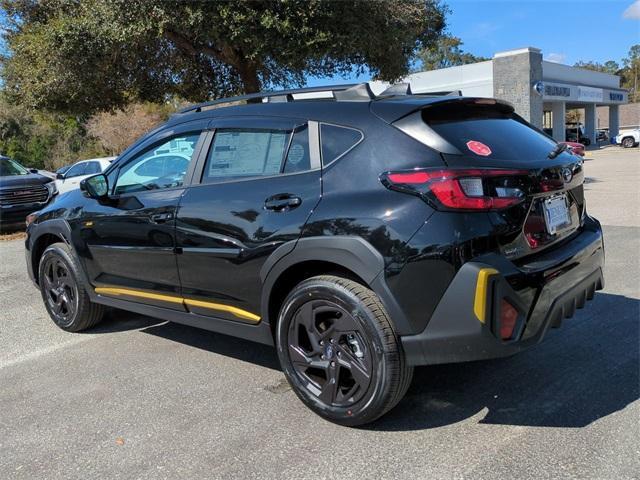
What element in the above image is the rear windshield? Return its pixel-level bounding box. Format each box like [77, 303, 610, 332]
[423, 103, 557, 162]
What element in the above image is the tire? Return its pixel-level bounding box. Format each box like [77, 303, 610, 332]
[38, 242, 105, 332]
[621, 137, 636, 148]
[276, 275, 413, 426]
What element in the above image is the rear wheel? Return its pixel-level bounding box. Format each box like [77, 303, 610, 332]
[38, 242, 105, 332]
[276, 275, 413, 426]
[622, 136, 636, 148]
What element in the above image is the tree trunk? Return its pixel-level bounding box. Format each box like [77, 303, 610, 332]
[237, 62, 261, 93]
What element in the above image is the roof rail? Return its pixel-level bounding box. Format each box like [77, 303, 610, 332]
[177, 83, 363, 114]
[175, 83, 463, 115]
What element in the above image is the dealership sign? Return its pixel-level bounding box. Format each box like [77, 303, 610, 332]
[577, 86, 604, 102]
[544, 84, 571, 97]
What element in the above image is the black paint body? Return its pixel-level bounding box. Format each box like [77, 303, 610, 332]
[25, 95, 604, 364]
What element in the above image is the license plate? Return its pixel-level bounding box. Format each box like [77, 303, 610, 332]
[543, 194, 570, 234]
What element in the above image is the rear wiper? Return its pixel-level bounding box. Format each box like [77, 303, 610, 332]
[548, 143, 568, 159]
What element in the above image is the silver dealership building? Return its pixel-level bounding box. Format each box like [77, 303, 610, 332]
[404, 47, 629, 143]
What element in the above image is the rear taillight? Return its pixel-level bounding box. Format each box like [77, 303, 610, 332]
[380, 168, 529, 211]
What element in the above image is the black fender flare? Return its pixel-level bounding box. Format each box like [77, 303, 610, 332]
[28, 219, 93, 295]
[259, 236, 412, 334]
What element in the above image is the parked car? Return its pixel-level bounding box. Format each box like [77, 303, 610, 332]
[541, 129, 584, 157]
[614, 129, 639, 148]
[0, 155, 57, 230]
[24, 84, 604, 426]
[565, 124, 591, 145]
[55, 157, 115, 194]
[596, 129, 608, 143]
[561, 141, 585, 157]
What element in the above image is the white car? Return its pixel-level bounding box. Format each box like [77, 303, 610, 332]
[615, 129, 639, 148]
[55, 157, 116, 194]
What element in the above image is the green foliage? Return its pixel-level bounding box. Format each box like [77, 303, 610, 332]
[1, 0, 447, 114]
[0, 93, 105, 169]
[573, 60, 620, 75]
[417, 35, 489, 71]
[574, 45, 640, 102]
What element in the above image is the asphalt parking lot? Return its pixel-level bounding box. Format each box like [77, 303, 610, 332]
[1, 146, 638, 479]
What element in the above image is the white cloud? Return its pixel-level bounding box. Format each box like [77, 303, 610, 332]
[623, 0, 640, 19]
[546, 53, 567, 64]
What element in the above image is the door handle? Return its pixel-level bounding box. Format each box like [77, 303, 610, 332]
[150, 212, 174, 224]
[264, 194, 302, 212]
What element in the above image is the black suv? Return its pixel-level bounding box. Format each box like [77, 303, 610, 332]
[25, 84, 604, 426]
[1, 155, 58, 230]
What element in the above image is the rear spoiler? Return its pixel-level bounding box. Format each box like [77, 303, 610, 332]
[371, 97, 515, 124]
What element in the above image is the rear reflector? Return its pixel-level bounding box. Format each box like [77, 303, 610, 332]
[381, 168, 528, 211]
[499, 299, 519, 340]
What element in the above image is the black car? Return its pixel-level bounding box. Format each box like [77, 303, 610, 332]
[0, 156, 58, 230]
[25, 84, 604, 426]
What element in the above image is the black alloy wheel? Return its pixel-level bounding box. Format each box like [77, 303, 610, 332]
[41, 256, 79, 328]
[276, 275, 413, 426]
[287, 300, 373, 407]
[38, 242, 105, 332]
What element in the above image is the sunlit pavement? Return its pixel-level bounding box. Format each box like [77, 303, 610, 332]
[0, 146, 638, 479]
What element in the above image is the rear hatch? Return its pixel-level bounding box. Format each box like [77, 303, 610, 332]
[387, 98, 586, 260]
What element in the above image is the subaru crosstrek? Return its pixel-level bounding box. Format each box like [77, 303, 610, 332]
[25, 84, 604, 426]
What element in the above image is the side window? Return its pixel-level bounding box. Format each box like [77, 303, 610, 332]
[283, 126, 311, 174]
[114, 133, 200, 195]
[320, 124, 363, 165]
[85, 161, 102, 175]
[65, 163, 87, 178]
[202, 129, 289, 183]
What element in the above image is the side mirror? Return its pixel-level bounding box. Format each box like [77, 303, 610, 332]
[29, 168, 39, 174]
[56, 172, 65, 180]
[80, 174, 109, 199]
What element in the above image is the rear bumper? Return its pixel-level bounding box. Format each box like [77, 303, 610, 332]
[401, 218, 604, 366]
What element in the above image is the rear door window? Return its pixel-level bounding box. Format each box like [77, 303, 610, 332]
[320, 124, 363, 165]
[423, 103, 557, 162]
[202, 129, 289, 183]
[283, 126, 311, 174]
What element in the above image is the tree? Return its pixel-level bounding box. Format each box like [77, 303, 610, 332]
[573, 60, 620, 75]
[417, 35, 489, 71]
[0, 93, 104, 169]
[622, 45, 639, 102]
[574, 45, 640, 102]
[1, 0, 447, 114]
[86, 103, 177, 156]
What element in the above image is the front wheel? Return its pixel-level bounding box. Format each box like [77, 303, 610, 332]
[38, 242, 105, 332]
[621, 137, 636, 148]
[276, 275, 413, 426]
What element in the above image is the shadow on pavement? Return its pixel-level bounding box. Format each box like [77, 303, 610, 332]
[370, 292, 639, 431]
[84, 308, 164, 334]
[95, 292, 638, 431]
[141, 321, 281, 371]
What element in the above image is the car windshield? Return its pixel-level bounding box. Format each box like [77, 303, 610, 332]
[0, 157, 30, 176]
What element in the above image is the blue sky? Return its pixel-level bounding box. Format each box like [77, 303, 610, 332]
[1, 1, 638, 85]
[307, 0, 640, 86]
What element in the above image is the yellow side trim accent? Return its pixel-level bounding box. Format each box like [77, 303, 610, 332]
[95, 287, 184, 304]
[473, 268, 499, 323]
[184, 298, 261, 323]
[94, 287, 261, 323]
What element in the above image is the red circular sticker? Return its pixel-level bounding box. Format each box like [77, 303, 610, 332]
[466, 140, 492, 156]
